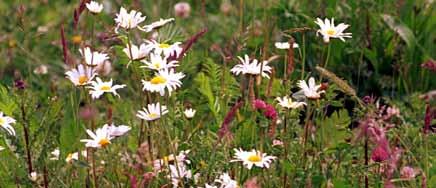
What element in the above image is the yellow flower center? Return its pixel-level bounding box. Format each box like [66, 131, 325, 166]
[0, 118, 4, 125]
[152, 62, 161, 69]
[78, 75, 89, 85]
[159, 43, 170, 49]
[98, 138, 110, 147]
[66, 153, 73, 162]
[72, 35, 82, 44]
[150, 76, 167, 85]
[8, 40, 17, 48]
[326, 29, 336, 35]
[100, 85, 111, 91]
[247, 154, 262, 163]
[148, 113, 159, 119]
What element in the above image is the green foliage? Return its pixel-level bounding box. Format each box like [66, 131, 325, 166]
[0, 0, 434, 187]
[316, 109, 351, 149]
[0, 84, 17, 115]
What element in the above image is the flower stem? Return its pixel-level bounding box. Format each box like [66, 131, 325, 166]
[20, 97, 33, 175]
[301, 33, 306, 80]
[323, 43, 331, 69]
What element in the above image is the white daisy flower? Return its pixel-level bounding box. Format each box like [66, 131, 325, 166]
[50, 148, 60, 160]
[230, 54, 272, 78]
[65, 152, 78, 163]
[33, 64, 48, 75]
[103, 124, 131, 137]
[274, 42, 299, 49]
[86, 1, 103, 14]
[65, 64, 97, 86]
[145, 40, 183, 58]
[296, 77, 325, 99]
[314, 17, 352, 43]
[114, 7, 146, 33]
[140, 18, 175, 32]
[0, 112, 16, 136]
[79, 47, 109, 66]
[215, 172, 239, 188]
[140, 52, 178, 70]
[123, 42, 151, 61]
[136, 102, 168, 121]
[168, 163, 192, 187]
[183, 108, 196, 119]
[87, 77, 126, 99]
[205, 184, 218, 188]
[141, 69, 185, 96]
[153, 150, 191, 172]
[65, 151, 87, 163]
[276, 96, 306, 109]
[231, 148, 276, 169]
[80, 127, 114, 148]
[30, 172, 38, 182]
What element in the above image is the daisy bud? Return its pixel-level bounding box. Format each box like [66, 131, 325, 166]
[30, 172, 38, 182]
[174, 2, 191, 18]
[33, 65, 48, 75]
[184, 108, 196, 119]
[86, 1, 103, 14]
[272, 139, 284, 147]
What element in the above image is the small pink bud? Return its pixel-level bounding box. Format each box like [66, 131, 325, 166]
[174, 2, 191, 18]
[272, 139, 284, 147]
[400, 166, 417, 179]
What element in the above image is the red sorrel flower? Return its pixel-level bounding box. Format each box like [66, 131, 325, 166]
[423, 103, 434, 134]
[252, 99, 277, 120]
[14, 79, 26, 90]
[371, 145, 389, 162]
[218, 100, 243, 139]
[421, 59, 436, 72]
[168, 28, 208, 62]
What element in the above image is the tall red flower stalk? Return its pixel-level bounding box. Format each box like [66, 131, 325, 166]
[423, 103, 433, 134]
[218, 100, 244, 140]
[168, 28, 208, 62]
[60, 24, 71, 66]
[73, 0, 90, 30]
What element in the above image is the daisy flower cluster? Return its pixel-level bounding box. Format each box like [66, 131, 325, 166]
[153, 150, 193, 187]
[114, 9, 187, 123]
[65, 46, 126, 100]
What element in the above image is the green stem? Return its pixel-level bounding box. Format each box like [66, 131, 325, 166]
[301, 33, 306, 80]
[323, 43, 331, 69]
[424, 134, 429, 180]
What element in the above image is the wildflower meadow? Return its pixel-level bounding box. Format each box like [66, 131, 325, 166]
[0, 0, 435, 187]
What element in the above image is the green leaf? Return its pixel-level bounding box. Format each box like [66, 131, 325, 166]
[60, 91, 83, 154]
[194, 73, 218, 118]
[0, 84, 17, 115]
[316, 109, 351, 148]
